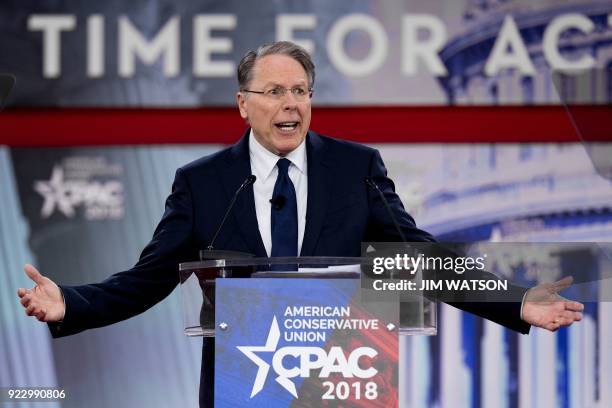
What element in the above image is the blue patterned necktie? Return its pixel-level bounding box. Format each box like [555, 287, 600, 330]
[271, 158, 298, 265]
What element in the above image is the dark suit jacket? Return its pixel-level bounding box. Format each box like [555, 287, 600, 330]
[49, 130, 530, 406]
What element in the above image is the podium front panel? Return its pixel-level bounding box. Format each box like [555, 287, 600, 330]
[214, 278, 399, 406]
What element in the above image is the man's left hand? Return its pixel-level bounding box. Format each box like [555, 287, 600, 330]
[522, 276, 584, 331]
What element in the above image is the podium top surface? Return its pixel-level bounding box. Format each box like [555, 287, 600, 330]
[179, 256, 371, 271]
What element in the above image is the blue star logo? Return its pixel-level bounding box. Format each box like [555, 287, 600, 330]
[237, 316, 298, 398]
[34, 166, 75, 218]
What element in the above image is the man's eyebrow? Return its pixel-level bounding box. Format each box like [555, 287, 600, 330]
[259, 80, 308, 89]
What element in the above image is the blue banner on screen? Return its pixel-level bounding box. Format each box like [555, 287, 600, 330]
[1, 1, 610, 107]
[215, 278, 399, 407]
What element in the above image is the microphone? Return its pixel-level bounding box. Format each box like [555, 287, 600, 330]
[206, 175, 256, 250]
[0, 74, 16, 110]
[364, 177, 407, 243]
[269, 195, 286, 210]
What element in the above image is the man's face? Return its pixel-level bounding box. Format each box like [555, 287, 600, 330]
[237, 54, 312, 156]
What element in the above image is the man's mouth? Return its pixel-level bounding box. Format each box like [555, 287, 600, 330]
[275, 122, 299, 132]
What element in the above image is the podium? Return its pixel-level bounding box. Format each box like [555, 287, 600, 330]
[179, 256, 437, 337]
[180, 256, 437, 405]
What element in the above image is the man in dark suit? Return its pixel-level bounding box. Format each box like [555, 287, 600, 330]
[17, 41, 583, 407]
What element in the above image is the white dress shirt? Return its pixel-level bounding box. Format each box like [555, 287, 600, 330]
[249, 130, 308, 256]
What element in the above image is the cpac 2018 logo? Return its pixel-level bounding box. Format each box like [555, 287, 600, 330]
[238, 316, 378, 399]
[34, 163, 124, 220]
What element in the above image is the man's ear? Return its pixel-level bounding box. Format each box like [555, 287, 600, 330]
[236, 92, 248, 120]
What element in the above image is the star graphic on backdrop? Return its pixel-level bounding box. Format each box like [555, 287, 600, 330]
[237, 316, 298, 398]
[34, 166, 75, 218]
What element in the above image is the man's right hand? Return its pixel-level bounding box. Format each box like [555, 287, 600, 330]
[17, 264, 65, 322]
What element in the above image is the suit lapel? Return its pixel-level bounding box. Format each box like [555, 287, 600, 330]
[300, 132, 332, 256]
[217, 130, 267, 257]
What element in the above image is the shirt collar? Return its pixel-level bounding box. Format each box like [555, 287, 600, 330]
[249, 129, 307, 181]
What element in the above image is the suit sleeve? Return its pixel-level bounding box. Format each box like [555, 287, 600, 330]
[49, 168, 198, 338]
[366, 150, 531, 334]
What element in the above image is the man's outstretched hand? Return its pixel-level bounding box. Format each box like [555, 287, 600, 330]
[522, 276, 584, 331]
[17, 264, 65, 322]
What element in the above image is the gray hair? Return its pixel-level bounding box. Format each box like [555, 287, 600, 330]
[237, 41, 315, 90]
